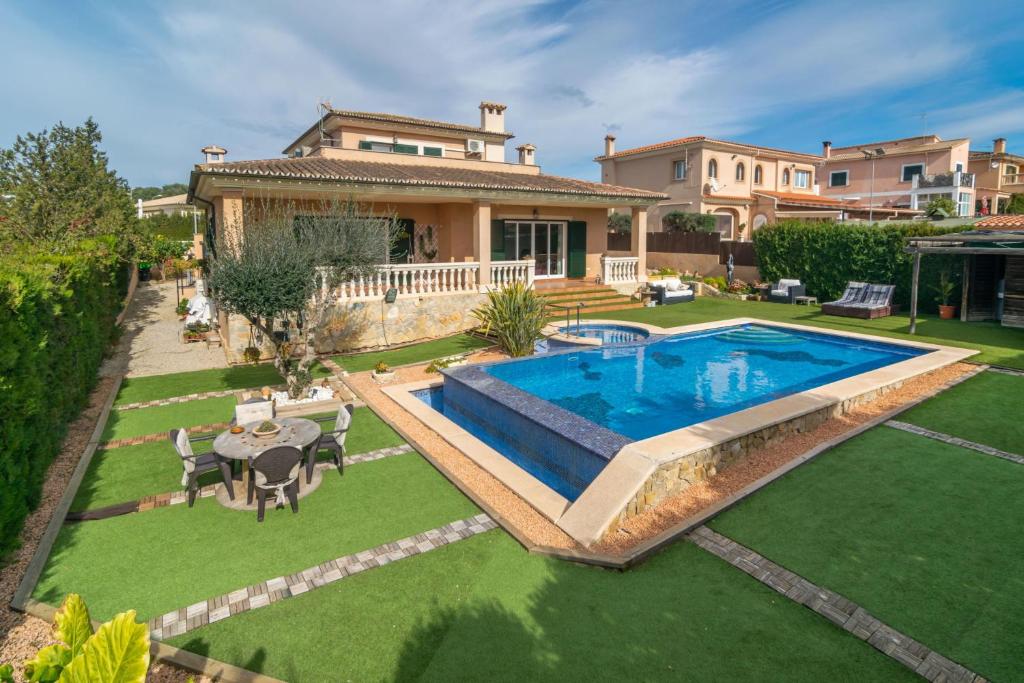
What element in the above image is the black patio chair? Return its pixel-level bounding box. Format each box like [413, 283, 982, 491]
[247, 446, 303, 522]
[169, 428, 235, 506]
[308, 403, 355, 482]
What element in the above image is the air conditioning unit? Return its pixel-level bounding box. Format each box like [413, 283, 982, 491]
[466, 139, 484, 155]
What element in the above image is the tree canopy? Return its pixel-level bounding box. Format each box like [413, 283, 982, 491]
[131, 183, 189, 202]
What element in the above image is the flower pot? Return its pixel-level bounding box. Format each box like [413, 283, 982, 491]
[252, 423, 282, 438]
[938, 304, 956, 320]
[372, 370, 396, 384]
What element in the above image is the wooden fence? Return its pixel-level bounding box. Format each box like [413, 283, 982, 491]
[607, 231, 757, 266]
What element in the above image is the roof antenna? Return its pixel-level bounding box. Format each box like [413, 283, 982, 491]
[318, 98, 339, 147]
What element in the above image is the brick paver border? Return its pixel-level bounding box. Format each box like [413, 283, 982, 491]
[689, 526, 984, 682]
[101, 422, 232, 450]
[886, 421, 1024, 465]
[149, 513, 496, 640]
[987, 366, 1024, 378]
[115, 388, 255, 412]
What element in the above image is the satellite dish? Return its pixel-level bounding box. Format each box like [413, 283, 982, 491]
[709, 178, 721, 192]
[991, 161, 1000, 169]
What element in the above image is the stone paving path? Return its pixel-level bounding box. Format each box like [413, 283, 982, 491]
[688, 526, 984, 682]
[987, 366, 1024, 378]
[149, 513, 497, 640]
[886, 421, 1024, 465]
[115, 388, 251, 412]
[100, 422, 232, 450]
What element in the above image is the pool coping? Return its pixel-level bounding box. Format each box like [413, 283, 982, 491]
[384, 318, 978, 547]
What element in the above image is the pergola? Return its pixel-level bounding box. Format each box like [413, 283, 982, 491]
[905, 230, 1024, 333]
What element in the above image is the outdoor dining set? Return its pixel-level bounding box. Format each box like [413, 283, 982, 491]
[170, 400, 354, 522]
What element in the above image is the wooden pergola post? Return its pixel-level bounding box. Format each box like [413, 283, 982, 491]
[909, 250, 921, 335]
[960, 255, 970, 322]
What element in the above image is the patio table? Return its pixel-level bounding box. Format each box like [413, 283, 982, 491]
[213, 417, 321, 464]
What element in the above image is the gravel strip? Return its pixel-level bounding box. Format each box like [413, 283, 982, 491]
[593, 362, 978, 555]
[347, 350, 581, 551]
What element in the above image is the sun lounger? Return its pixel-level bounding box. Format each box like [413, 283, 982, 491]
[822, 282, 897, 319]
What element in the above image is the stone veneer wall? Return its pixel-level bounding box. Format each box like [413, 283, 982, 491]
[609, 380, 907, 535]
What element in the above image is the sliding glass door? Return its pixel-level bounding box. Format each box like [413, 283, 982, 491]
[503, 221, 566, 278]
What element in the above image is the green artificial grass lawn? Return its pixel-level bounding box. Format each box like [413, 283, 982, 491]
[898, 371, 1024, 455]
[708, 427, 1024, 681]
[596, 297, 1024, 369]
[114, 362, 332, 406]
[168, 531, 913, 682]
[34, 452, 477, 622]
[72, 408, 404, 512]
[332, 333, 491, 373]
[100, 396, 238, 441]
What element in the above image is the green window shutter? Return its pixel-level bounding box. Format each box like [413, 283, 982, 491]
[358, 140, 373, 151]
[490, 219, 507, 261]
[567, 221, 587, 278]
[394, 143, 418, 155]
[423, 146, 443, 157]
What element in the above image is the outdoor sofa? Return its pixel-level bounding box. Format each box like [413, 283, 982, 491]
[767, 279, 806, 303]
[821, 282, 898, 319]
[648, 277, 695, 305]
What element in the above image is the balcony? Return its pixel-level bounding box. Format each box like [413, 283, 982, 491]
[1002, 173, 1024, 188]
[912, 171, 974, 190]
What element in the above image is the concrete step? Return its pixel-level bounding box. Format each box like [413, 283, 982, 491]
[542, 291, 626, 304]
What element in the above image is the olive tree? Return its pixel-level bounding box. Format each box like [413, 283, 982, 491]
[209, 197, 401, 397]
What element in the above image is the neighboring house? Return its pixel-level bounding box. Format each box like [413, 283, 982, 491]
[187, 102, 665, 357]
[820, 135, 975, 217]
[595, 135, 911, 239]
[968, 137, 1024, 215]
[137, 193, 198, 218]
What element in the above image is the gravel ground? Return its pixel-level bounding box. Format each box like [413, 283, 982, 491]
[102, 280, 227, 379]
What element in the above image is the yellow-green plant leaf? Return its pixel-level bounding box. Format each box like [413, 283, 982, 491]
[0, 663, 14, 683]
[23, 644, 71, 682]
[53, 594, 93, 658]
[58, 611, 149, 683]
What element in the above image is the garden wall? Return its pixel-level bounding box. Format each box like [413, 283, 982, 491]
[0, 239, 128, 560]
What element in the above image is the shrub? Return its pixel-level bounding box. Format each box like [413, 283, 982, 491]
[0, 239, 128, 561]
[752, 221, 964, 309]
[142, 212, 196, 241]
[662, 211, 716, 233]
[607, 212, 632, 233]
[925, 196, 957, 219]
[473, 282, 548, 357]
[1005, 193, 1024, 215]
[703, 276, 728, 290]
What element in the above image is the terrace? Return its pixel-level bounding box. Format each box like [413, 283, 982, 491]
[9, 296, 1024, 682]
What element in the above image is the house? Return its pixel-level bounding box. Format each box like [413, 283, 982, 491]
[187, 102, 665, 359]
[595, 135, 912, 239]
[820, 135, 975, 217]
[968, 137, 1024, 215]
[137, 193, 198, 218]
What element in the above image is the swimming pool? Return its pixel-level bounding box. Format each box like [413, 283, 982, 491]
[556, 324, 650, 345]
[488, 324, 927, 441]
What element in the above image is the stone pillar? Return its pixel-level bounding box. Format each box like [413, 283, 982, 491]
[473, 201, 492, 286]
[219, 190, 245, 253]
[631, 206, 647, 282]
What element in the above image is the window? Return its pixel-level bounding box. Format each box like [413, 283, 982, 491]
[359, 140, 395, 153]
[901, 163, 924, 182]
[753, 165, 763, 185]
[708, 158, 718, 179]
[782, 168, 790, 185]
[736, 163, 745, 181]
[794, 170, 810, 188]
[958, 192, 971, 217]
[954, 162, 964, 173]
[423, 146, 443, 157]
[752, 213, 768, 230]
[829, 170, 849, 187]
[673, 160, 687, 180]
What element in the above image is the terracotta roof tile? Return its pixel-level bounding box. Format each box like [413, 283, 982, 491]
[753, 190, 920, 214]
[598, 136, 820, 161]
[975, 215, 1024, 229]
[827, 138, 968, 162]
[329, 109, 514, 139]
[192, 157, 667, 201]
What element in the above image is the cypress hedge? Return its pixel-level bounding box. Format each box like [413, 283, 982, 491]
[0, 238, 128, 561]
[752, 221, 967, 310]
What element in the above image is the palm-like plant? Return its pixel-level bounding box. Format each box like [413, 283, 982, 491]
[472, 282, 547, 357]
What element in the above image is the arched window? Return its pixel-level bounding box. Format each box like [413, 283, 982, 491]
[736, 163, 745, 181]
[782, 168, 790, 185]
[708, 158, 718, 179]
[753, 213, 768, 230]
[754, 165, 763, 185]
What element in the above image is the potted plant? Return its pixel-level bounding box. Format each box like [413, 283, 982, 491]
[932, 269, 956, 319]
[372, 361, 396, 383]
[243, 346, 262, 364]
[252, 419, 281, 438]
[176, 298, 190, 319]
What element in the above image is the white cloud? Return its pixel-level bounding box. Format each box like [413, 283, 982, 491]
[930, 92, 1024, 146]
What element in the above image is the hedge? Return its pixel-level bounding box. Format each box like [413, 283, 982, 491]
[0, 238, 128, 561]
[753, 221, 967, 311]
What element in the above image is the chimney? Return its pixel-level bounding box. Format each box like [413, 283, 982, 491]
[202, 145, 227, 164]
[994, 137, 1007, 155]
[516, 143, 536, 166]
[822, 140, 832, 159]
[604, 134, 617, 157]
[479, 101, 507, 133]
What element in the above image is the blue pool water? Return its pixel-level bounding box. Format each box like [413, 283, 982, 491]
[557, 324, 650, 344]
[418, 324, 928, 500]
[488, 324, 927, 441]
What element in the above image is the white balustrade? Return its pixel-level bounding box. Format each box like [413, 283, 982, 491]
[334, 262, 480, 301]
[601, 255, 639, 284]
[490, 259, 535, 289]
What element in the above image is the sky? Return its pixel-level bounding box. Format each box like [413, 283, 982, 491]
[3, 0, 1024, 188]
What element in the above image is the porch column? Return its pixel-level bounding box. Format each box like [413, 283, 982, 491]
[473, 201, 492, 286]
[220, 190, 244, 253]
[631, 206, 647, 281]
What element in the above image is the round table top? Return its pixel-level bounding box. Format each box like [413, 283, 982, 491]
[213, 417, 321, 461]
